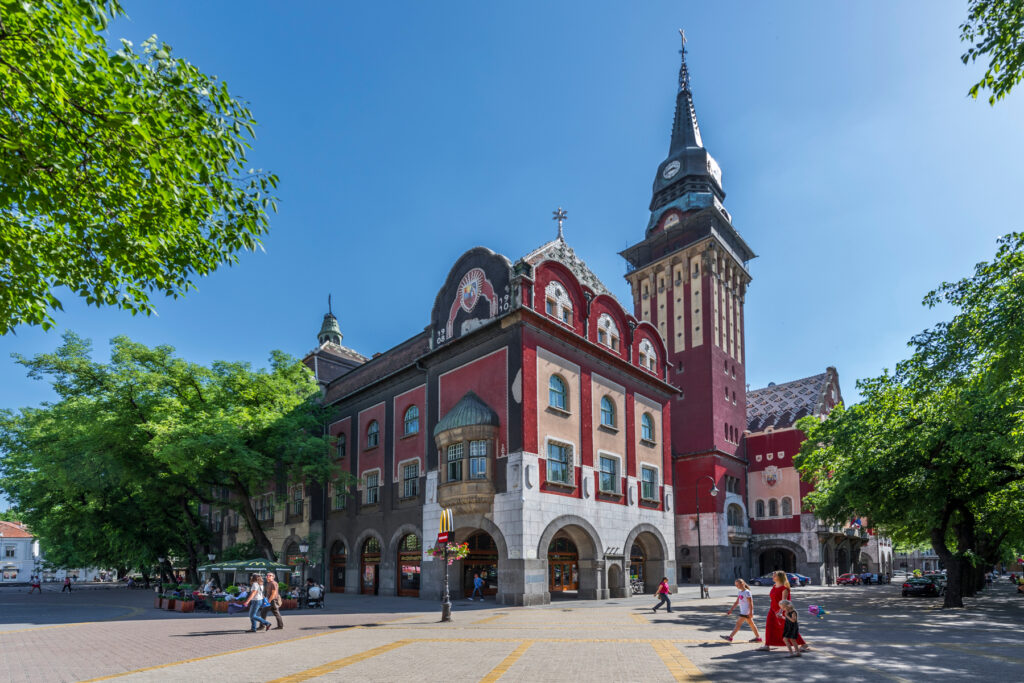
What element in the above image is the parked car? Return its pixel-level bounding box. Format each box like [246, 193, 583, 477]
[751, 575, 775, 586]
[786, 573, 807, 587]
[792, 573, 812, 586]
[837, 573, 861, 585]
[902, 577, 944, 597]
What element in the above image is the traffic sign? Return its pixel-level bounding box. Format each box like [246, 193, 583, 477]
[437, 532, 449, 544]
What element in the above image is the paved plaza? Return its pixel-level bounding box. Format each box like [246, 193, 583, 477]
[0, 582, 1020, 682]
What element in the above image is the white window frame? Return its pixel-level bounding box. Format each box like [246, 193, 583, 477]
[640, 464, 659, 501]
[403, 405, 419, 436]
[401, 460, 420, 498]
[363, 469, 381, 505]
[544, 438, 575, 486]
[640, 412, 656, 443]
[469, 439, 488, 480]
[597, 451, 622, 494]
[366, 420, 380, 448]
[599, 395, 616, 428]
[446, 443, 464, 482]
[548, 374, 569, 411]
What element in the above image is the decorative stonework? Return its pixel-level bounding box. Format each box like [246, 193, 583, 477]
[522, 237, 612, 296]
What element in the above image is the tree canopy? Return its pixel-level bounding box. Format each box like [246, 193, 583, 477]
[961, 0, 1024, 103]
[0, 0, 277, 334]
[0, 334, 347, 576]
[797, 233, 1024, 607]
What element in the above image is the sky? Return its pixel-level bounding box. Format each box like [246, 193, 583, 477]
[2, 0, 1023, 418]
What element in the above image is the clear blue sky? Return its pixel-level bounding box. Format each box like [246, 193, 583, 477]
[2, 0, 1022, 413]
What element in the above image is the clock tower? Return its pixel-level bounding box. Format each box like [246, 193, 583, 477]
[620, 32, 756, 582]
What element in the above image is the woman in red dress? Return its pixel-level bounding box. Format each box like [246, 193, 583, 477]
[757, 570, 809, 652]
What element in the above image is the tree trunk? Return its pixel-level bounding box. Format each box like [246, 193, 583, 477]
[231, 474, 276, 560]
[179, 498, 201, 583]
[931, 525, 963, 608]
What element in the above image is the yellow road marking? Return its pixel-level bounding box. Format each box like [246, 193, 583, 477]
[651, 640, 706, 681]
[632, 614, 649, 624]
[79, 627, 363, 682]
[473, 613, 509, 625]
[478, 640, 533, 682]
[266, 640, 412, 683]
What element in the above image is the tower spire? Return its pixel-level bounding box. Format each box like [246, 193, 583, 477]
[671, 28, 703, 152]
[317, 296, 343, 346]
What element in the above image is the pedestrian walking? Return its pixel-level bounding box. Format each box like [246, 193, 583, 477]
[757, 570, 809, 652]
[28, 575, 42, 594]
[652, 577, 673, 613]
[469, 572, 485, 601]
[777, 599, 801, 658]
[61, 576, 72, 593]
[720, 579, 761, 643]
[260, 572, 284, 630]
[242, 573, 271, 633]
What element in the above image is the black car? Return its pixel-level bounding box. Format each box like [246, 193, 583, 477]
[901, 577, 943, 597]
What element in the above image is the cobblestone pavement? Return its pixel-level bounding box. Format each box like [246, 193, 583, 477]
[0, 582, 1020, 681]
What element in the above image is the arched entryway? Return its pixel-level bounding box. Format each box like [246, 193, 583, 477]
[330, 541, 346, 593]
[461, 531, 498, 597]
[397, 534, 422, 597]
[837, 547, 849, 576]
[623, 525, 671, 596]
[360, 537, 382, 595]
[608, 563, 623, 596]
[548, 536, 579, 593]
[759, 547, 796, 575]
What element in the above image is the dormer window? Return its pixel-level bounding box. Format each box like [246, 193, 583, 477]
[544, 281, 574, 326]
[596, 314, 620, 352]
[638, 339, 657, 372]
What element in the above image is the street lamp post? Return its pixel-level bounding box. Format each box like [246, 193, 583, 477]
[695, 474, 719, 599]
[299, 542, 310, 587]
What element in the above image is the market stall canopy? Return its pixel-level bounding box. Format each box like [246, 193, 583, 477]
[197, 558, 292, 573]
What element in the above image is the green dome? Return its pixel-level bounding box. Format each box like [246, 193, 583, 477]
[434, 391, 499, 436]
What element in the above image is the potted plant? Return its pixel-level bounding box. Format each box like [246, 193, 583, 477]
[163, 593, 176, 610]
[174, 596, 195, 613]
[212, 596, 229, 613]
[280, 590, 298, 610]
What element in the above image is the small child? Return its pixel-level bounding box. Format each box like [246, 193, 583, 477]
[721, 579, 761, 643]
[778, 599, 801, 657]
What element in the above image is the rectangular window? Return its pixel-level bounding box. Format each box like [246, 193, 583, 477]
[610, 336, 619, 351]
[561, 308, 572, 324]
[598, 329, 607, 345]
[447, 443, 464, 482]
[469, 440, 488, 480]
[290, 487, 303, 517]
[547, 441, 572, 485]
[641, 466, 658, 500]
[365, 471, 379, 505]
[332, 481, 347, 510]
[4, 545, 15, 559]
[545, 298, 556, 315]
[403, 462, 419, 498]
[599, 455, 617, 493]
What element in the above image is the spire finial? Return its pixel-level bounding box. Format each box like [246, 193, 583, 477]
[552, 206, 568, 239]
[678, 28, 691, 93]
[328, 293, 332, 315]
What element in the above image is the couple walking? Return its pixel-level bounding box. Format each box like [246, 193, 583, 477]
[242, 571, 285, 633]
[722, 571, 810, 654]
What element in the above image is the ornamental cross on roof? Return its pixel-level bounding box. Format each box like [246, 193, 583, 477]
[552, 206, 567, 239]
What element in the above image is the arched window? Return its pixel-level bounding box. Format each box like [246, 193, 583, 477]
[544, 280, 573, 325]
[596, 313, 620, 351]
[727, 504, 744, 526]
[781, 497, 793, 516]
[638, 339, 657, 371]
[768, 498, 778, 517]
[403, 405, 419, 436]
[755, 500, 765, 518]
[600, 396, 615, 427]
[640, 413, 655, 442]
[336, 433, 346, 459]
[549, 375, 568, 411]
[366, 420, 379, 448]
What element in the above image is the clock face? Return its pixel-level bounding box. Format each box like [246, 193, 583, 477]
[662, 160, 681, 180]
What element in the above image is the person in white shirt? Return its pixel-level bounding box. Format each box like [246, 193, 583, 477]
[720, 579, 762, 643]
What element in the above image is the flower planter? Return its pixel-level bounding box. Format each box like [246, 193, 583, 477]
[154, 596, 163, 609]
[212, 601, 229, 613]
[280, 599, 298, 610]
[165, 598, 176, 610]
[174, 600, 194, 613]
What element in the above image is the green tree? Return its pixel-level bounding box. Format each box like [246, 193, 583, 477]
[796, 233, 1024, 607]
[0, 333, 348, 576]
[961, 0, 1024, 103]
[0, 0, 277, 334]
